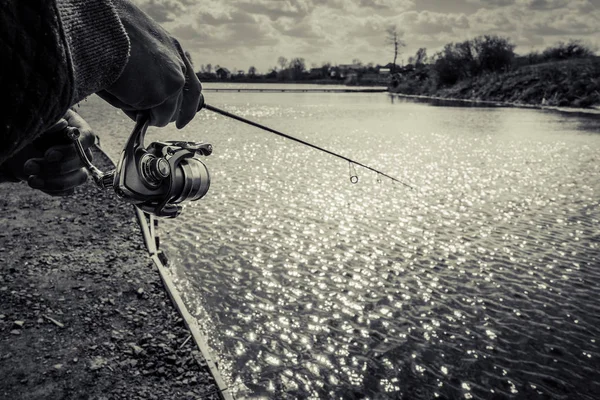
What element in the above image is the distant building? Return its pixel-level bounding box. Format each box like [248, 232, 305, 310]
[215, 67, 231, 80]
[338, 63, 362, 71]
[378, 68, 391, 75]
[337, 63, 363, 78]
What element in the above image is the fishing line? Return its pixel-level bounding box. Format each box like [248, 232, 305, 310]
[204, 104, 415, 190]
[349, 162, 359, 184]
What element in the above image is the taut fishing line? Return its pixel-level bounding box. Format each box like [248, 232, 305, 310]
[204, 104, 415, 190]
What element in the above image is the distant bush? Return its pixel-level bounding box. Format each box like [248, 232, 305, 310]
[518, 40, 596, 67]
[542, 40, 595, 61]
[432, 35, 515, 86]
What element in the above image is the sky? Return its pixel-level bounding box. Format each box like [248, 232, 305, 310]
[131, 0, 600, 73]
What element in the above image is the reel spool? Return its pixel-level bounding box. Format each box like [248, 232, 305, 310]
[69, 113, 212, 218]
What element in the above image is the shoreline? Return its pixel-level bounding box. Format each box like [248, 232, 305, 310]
[388, 92, 600, 114]
[388, 58, 600, 112]
[0, 149, 221, 399]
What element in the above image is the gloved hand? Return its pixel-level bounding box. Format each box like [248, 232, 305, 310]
[97, 0, 203, 128]
[2, 110, 96, 196]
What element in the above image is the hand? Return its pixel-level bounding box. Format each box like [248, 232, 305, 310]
[3, 110, 96, 196]
[97, 0, 202, 128]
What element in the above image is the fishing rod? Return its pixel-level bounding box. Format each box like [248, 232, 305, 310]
[70, 98, 414, 218]
[203, 103, 415, 190]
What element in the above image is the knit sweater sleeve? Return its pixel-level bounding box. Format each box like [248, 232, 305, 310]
[56, 0, 130, 103]
[0, 0, 129, 166]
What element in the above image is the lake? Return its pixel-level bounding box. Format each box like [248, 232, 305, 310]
[79, 83, 600, 399]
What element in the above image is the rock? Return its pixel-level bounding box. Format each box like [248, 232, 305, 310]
[43, 315, 65, 328]
[165, 355, 177, 364]
[13, 320, 25, 328]
[128, 343, 144, 356]
[10, 330, 21, 335]
[53, 364, 63, 370]
[89, 357, 107, 371]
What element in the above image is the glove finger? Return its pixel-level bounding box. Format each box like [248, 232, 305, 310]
[44, 129, 96, 162]
[64, 110, 97, 154]
[149, 92, 181, 127]
[64, 110, 94, 133]
[46, 119, 68, 134]
[27, 156, 85, 178]
[28, 168, 89, 192]
[175, 41, 202, 129]
[23, 158, 42, 176]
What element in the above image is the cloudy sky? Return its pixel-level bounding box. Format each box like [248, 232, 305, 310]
[131, 0, 600, 73]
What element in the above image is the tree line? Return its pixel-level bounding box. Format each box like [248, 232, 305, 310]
[395, 36, 596, 88]
[195, 56, 393, 84]
[192, 33, 596, 87]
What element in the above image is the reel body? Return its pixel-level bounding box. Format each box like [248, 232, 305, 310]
[70, 113, 211, 218]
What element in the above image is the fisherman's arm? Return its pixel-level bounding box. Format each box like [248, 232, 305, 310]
[1, 0, 202, 193]
[0, 0, 130, 166]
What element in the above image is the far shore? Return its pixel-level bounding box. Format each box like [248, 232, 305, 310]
[388, 57, 600, 110]
[388, 92, 600, 114]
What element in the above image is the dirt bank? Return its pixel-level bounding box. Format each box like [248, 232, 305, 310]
[390, 58, 600, 109]
[0, 150, 220, 400]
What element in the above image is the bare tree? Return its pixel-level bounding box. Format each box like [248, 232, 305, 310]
[386, 26, 405, 74]
[206, 63, 212, 74]
[248, 66, 257, 76]
[277, 56, 288, 71]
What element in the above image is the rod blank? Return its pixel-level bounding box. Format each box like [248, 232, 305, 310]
[204, 103, 415, 190]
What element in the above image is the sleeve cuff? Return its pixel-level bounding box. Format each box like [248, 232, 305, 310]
[56, 0, 130, 102]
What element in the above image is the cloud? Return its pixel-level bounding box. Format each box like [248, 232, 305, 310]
[128, 0, 599, 72]
[196, 10, 256, 26]
[137, 0, 185, 22]
[359, 0, 415, 10]
[516, 0, 569, 9]
[466, 0, 516, 6]
[397, 11, 470, 35]
[234, 0, 312, 21]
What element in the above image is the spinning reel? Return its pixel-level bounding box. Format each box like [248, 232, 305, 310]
[69, 113, 212, 218]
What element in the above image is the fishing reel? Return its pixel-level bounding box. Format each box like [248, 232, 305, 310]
[69, 113, 212, 218]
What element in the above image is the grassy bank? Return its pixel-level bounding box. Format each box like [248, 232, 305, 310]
[390, 58, 600, 108]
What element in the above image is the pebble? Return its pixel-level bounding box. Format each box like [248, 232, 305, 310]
[10, 330, 21, 335]
[13, 320, 25, 328]
[129, 343, 144, 355]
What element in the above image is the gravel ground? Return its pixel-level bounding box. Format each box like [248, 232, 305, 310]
[0, 150, 221, 400]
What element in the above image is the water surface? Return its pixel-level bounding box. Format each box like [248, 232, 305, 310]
[80, 85, 600, 399]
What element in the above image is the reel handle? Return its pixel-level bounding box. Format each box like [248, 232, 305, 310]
[67, 127, 115, 189]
